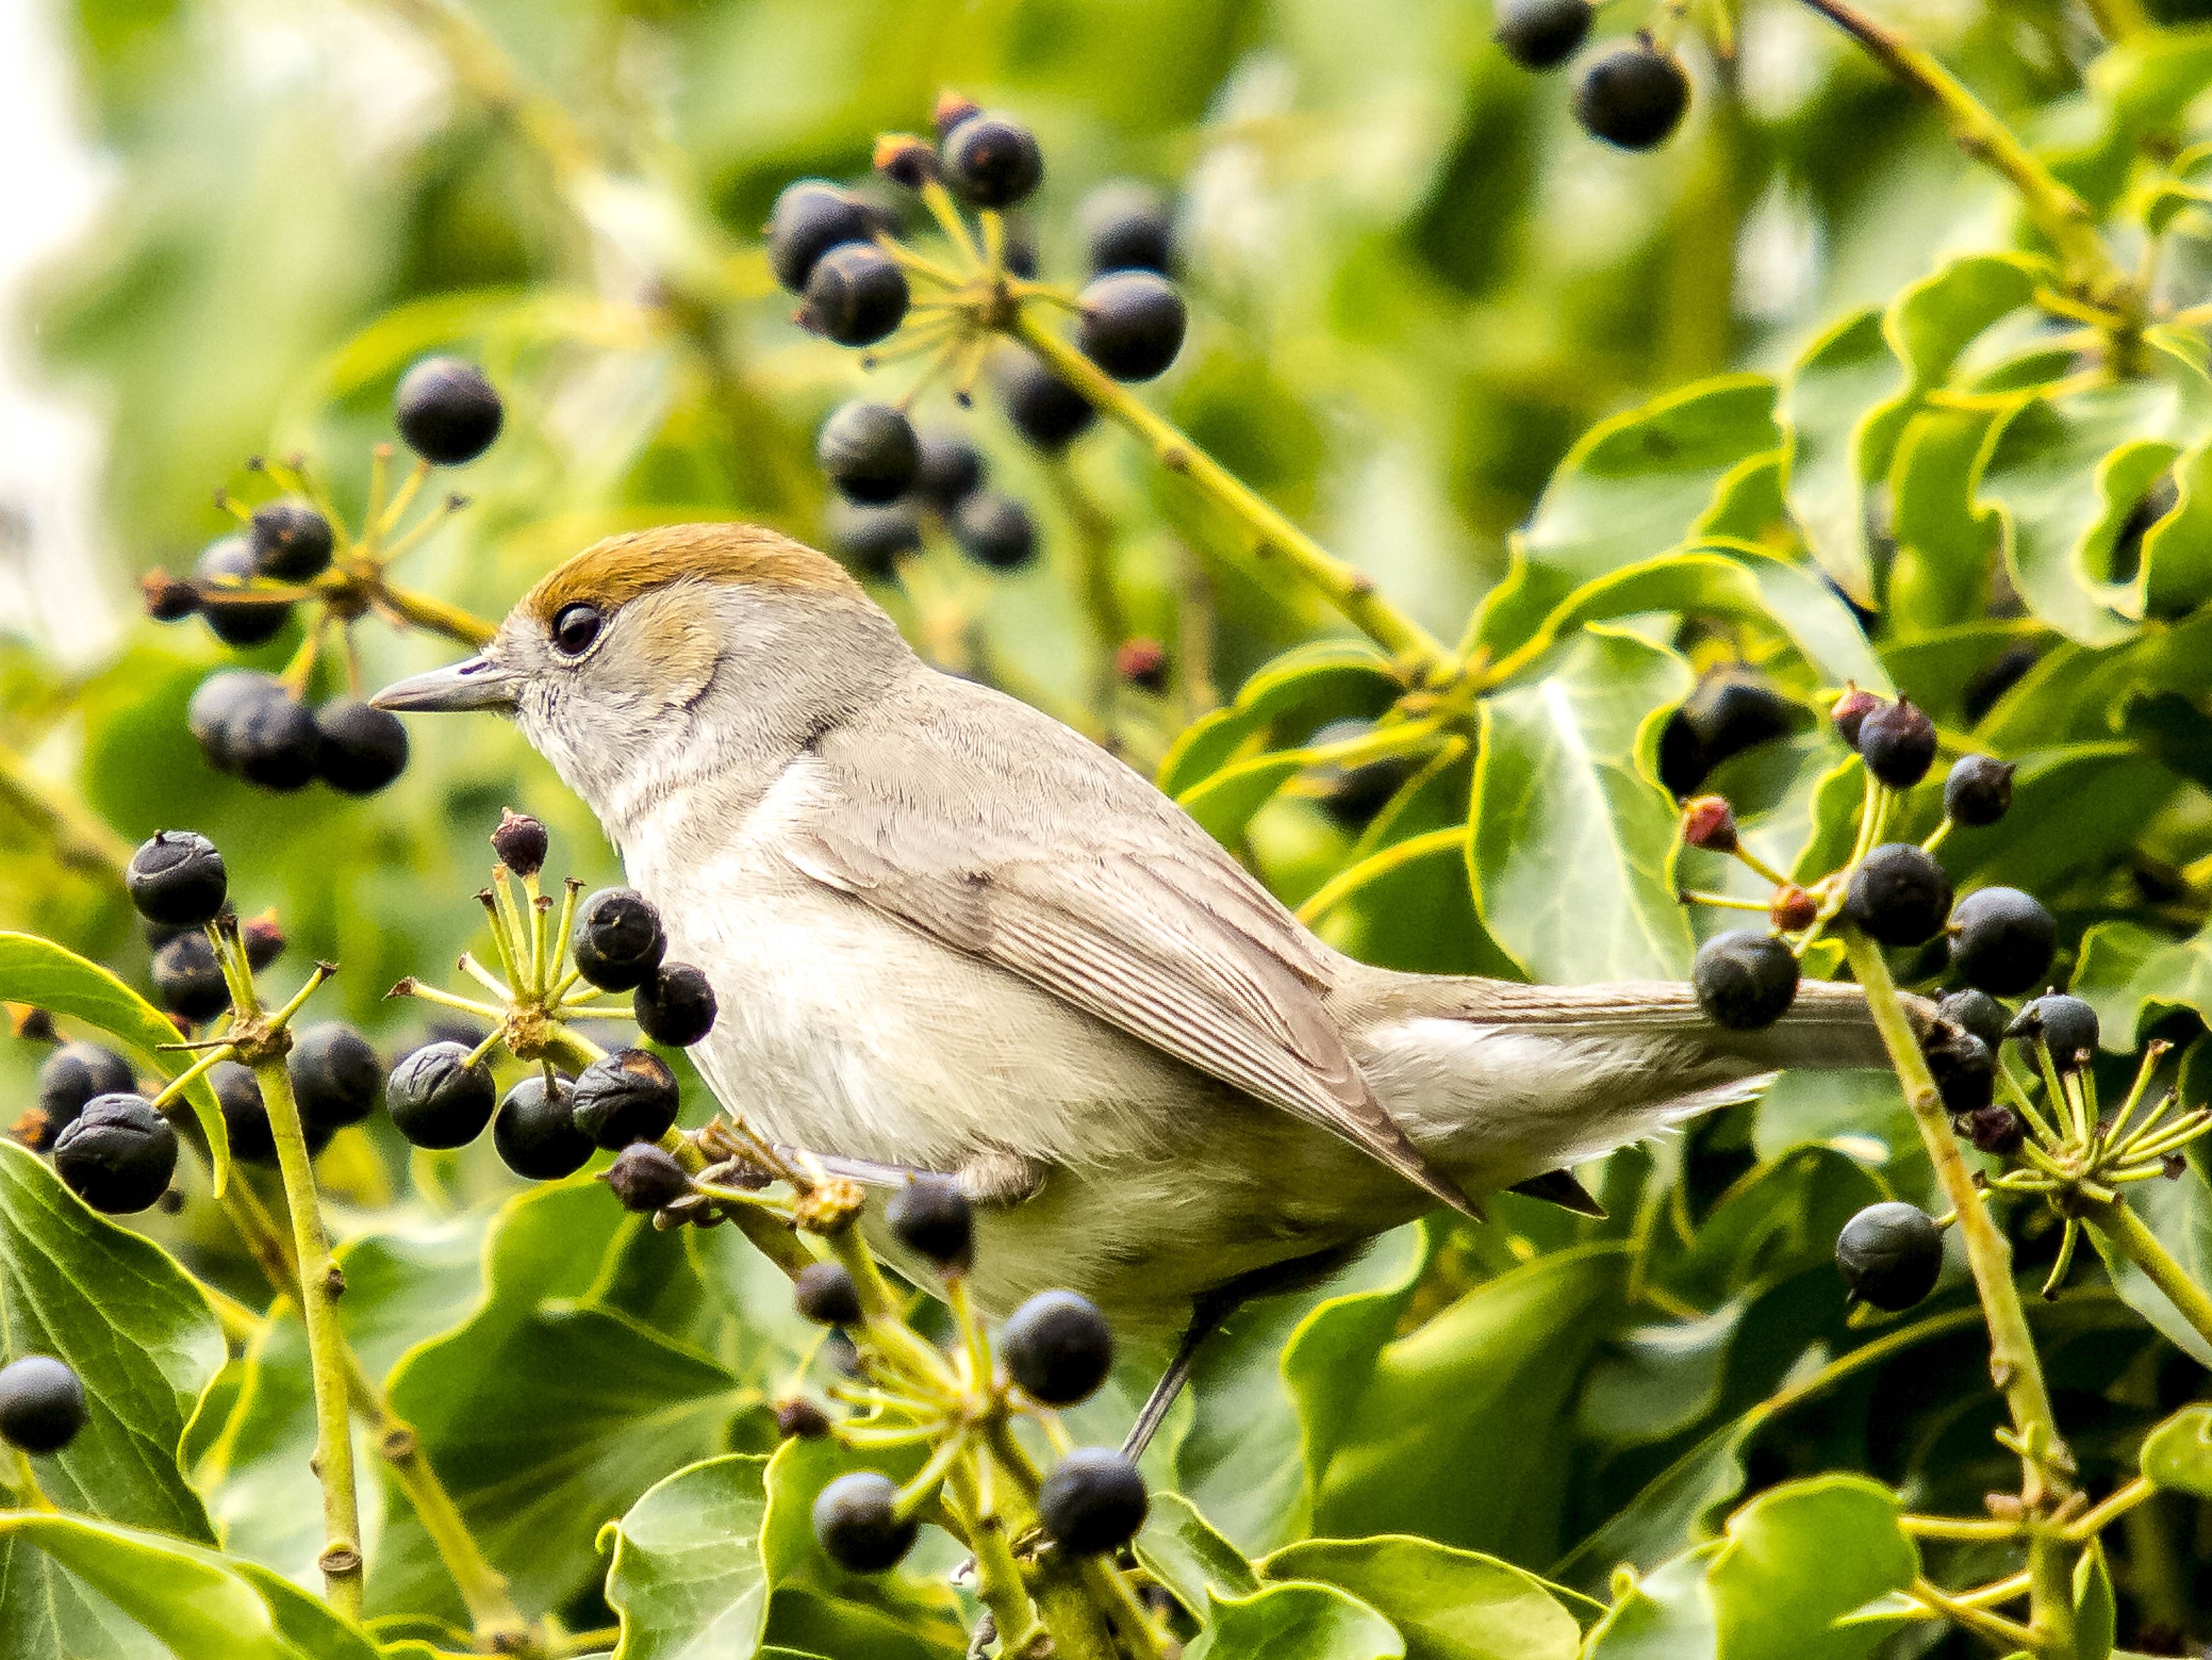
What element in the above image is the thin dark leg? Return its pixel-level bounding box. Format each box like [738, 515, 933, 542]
[1121, 1289, 1235, 1461]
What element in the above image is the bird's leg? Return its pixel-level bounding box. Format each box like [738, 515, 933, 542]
[1121, 1289, 1235, 1461]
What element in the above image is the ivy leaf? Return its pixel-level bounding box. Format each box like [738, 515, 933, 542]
[1158, 643, 1400, 797]
[194, 1308, 336, 1586]
[0, 930, 232, 1194]
[1943, 744, 2180, 904]
[1579, 1544, 1722, 1659]
[2073, 920, 2212, 1051]
[1136, 1491, 1261, 1616]
[2073, 1540, 2117, 1660]
[2047, 31, 2212, 211]
[602, 1453, 771, 1660]
[1703, 1476, 1918, 1660]
[1551, 1417, 1755, 1595]
[2138, 1403, 2212, 1496]
[1888, 409, 2007, 632]
[1186, 1580, 1404, 1660]
[1261, 1537, 1594, 1660]
[1471, 628, 1695, 984]
[1781, 309, 1900, 606]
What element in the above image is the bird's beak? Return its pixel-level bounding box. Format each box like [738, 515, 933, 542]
[370, 654, 520, 714]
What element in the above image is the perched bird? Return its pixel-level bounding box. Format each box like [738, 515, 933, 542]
[375, 523, 1905, 1442]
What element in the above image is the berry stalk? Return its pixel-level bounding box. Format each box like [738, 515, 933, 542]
[2075, 1191, 2212, 1358]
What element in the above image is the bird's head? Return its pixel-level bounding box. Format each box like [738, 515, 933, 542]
[373, 522, 910, 836]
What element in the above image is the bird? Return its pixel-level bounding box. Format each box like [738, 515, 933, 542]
[374, 521, 1911, 1448]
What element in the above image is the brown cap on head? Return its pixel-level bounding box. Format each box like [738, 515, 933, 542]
[521, 522, 861, 629]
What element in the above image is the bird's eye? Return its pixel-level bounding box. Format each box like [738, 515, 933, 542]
[551, 603, 603, 657]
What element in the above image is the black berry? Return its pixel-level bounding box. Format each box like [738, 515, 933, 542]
[1077, 271, 1186, 382]
[1938, 989, 2008, 1055]
[191, 672, 318, 792]
[887, 1174, 973, 1274]
[998, 352, 1095, 449]
[793, 1261, 864, 1326]
[768, 181, 877, 293]
[242, 915, 287, 973]
[571, 888, 668, 992]
[1573, 40, 1690, 150]
[1037, 1448, 1148, 1554]
[801, 244, 910, 347]
[1692, 931, 1801, 1031]
[2007, 995, 2099, 1068]
[1079, 179, 1173, 276]
[52, 1094, 178, 1214]
[141, 569, 199, 622]
[818, 402, 920, 505]
[386, 1040, 498, 1149]
[290, 1024, 384, 1134]
[153, 932, 233, 1025]
[1496, 0, 1591, 69]
[941, 113, 1042, 208]
[776, 1398, 832, 1439]
[828, 500, 922, 581]
[1843, 843, 1954, 947]
[634, 964, 718, 1047]
[0, 1357, 87, 1455]
[1925, 1028, 1995, 1115]
[1944, 755, 2015, 827]
[1683, 669, 1797, 772]
[1306, 719, 1417, 828]
[490, 808, 548, 877]
[1002, 1290, 1114, 1406]
[188, 671, 273, 776]
[195, 536, 293, 648]
[569, 1048, 680, 1150]
[212, 1062, 277, 1167]
[314, 700, 409, 795]
[1835, 1201, 1943, 1312]
[493, 1073, 593, 1181]
[127, 831, 227, 928]
[1857, 698, 1938, 789]
[601, 1143, 692, 1212]
[1949, 887, 2056, 997]
[249, 500, 334, 581]
[913, 431, 984, 511]
[813, 1470, 917, 1572]
[394, 357, 504, 466]
[951, 492, 1035, 571]
[1963, 1104, 2025, 1156]
[33, 1043, 136, 1149]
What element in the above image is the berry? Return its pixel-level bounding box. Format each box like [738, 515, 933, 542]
[34, 1043, 136, 1149]
[776, 1398, 832, 1439]
[800, 244, 910, 347]
[1963, 1104, 2025, 1156]
[0, 1357, 87, 1455]
[1573, 40, 1690, 150]
[1679, 796, 1738, 853]
[793, 1261, 864, 1326]
[211, 1061, 277, 1166]
[634, 964, 718, 1047]
[1116, 638, 1169, 694]
[873, 133, 938, 191]
[290, 1024, 384, 1134]
[817, 402, 921, 505]
[951, 492, 1036, 571]
[127, 831, 227, 928]
[1496, 0, 1592, 69]
[1944, 755, 2015, 828]
[493, 1074, 593, 1181]
[1077, 272, 1186, 382]
[1835, 1201, 1943, 1311]
[601, 1143, 692, 1212]
[1830, 686, 1882, 749]
[1948, 887, 2056, 997]
[1925, 1028, 1995, 1115]
[1078, 179, 1173, 276]
[570, 1048, 680, 1149]
[394, 357, 504, 466]
[941, 113, 1043, 209]
[768, 181, 877, 293]
[52, 1094, 178, 1214]
[913, 431, 984, 511]
[188, 670, 274, 775]
[1037, 1448, 1148, 1554]
[1769, 884, 1817, 932]
[933, 92, 983, 140]
[1684, 670, 1796, 770]
[242, 915, 287, 973]
[2007, 995, 2099, 1068]
[998, 353, 1095, 450]
[1692, 931, 1800, 1031]
[189, 671, 318, 791]
[571, 888, 668, 992]
[490, 808, 548, 878]
[140, 569, 199, 622]
[153, 932, 233, 1025]
[386, 1040, 498, 1149]
[1002, 1290, 1115, 1406]
[1843, 844, 1954, 947]
[813, 1470, 917, 1572]
[1306, 719, 1417, 829]
[1938, 989, 2008, 1055]
[828, 500, 922, 581]
[195, 536, 292, 648]
[314, 700, 410, 795]
[887, 1174, 973, 1274]
[248, 500, 334, 581]
[1857, 698, 1938, 789]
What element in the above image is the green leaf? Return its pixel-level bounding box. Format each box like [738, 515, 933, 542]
[1944, 744, 2180, 904]
[2138, 1403, 2212, 1495]
[0, 930, 232, 1192]
[1667, 1147, 1887, 1308]
[1703, 1476, 1917, 1660]
[2073, 920, 2212, 1053]
[2082, 1143, 2212, 1368]
[1261, 1537, 1590, 1660]
[1188, 1580, 1404, 1660]
[1551, 1418, 1754, 1595]
[194, 1308, 332, 1584]
[1887, 409, 2007, 633]
[2049, 29, 2212, 211]
[2074, 1540, 2116, 1660]
[1781, 309, 1901, 606]
[1136, 1490, 1262, 1616]
[1178, 751, 1312, 845]
[1581, 1544, 1722, 1660]
[602, 1454, 771, 1660]
[1471, 627, 1695, 983]
[1157, 642, 1400, 798]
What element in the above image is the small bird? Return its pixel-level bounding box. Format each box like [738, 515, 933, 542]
[375, 523, 1904, 1440]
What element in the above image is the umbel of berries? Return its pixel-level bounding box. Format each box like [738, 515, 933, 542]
[394, 357, 504, 466]
[1575, 35, 1690, 151]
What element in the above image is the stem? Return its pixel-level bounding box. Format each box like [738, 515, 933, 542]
[2077, 1194, 2212, 1356]
[1009, 310, 1454, 682]
[2080, 0, 2154, 41]
[377, 581, 496, 648]
[1044, 459, 1127, 747]
[0, 741, 132, 884]
[946, 1457, 1041, 1655]
[985, 1423, 1165, 1660]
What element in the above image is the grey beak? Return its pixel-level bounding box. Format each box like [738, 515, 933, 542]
[369, 655, 519, 713]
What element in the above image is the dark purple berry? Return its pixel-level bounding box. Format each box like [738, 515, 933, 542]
[314, 700, 409, 795]
[1077, 271, 1186, 382]
[601, 1143, 693, 1212]
[127, 831, 227, 928]
[800, 244, 910, 347]
[0, 1357, 87, 1455]
[913, 431, 984, 511]
[394, 357, 503, 466]
[195, 536, 292, 648]
[249, 500, 334, 581]
[1944, 755, 2015, 827]
[768, 181, 877, 293]
[153, 932, 232, 1025]
[34, 1044, 136, 1149]
[2007, 995, 2099, 1068]
[886, 1174, 972, 1274]
[818, 402, 920, 505]
[1836, 1201, 1942, 1311]
[1573, 40, 1690, 150]
[1963, 1104, 2025, 1156]
[1078, 180, 1173, 276]
[493, 1073, 593, 1181]
[290, 1024, 383, 1134]
[1858, 698, 1938, 789]
[941, 113, 1042, 209]
[52, 1094, 177, 1214]
[1496, 0, 1592, 69]
[1938, 989, 2008, 1055]
[1843, 844, 1954, 947]
[490, 808, 548, 877]
[794, 1261, 864, 1326]
[1949, 887, 2056, 998]
[571, 888, 668, 992]
[569, 1048, 680, 1150]
[1002, 1291, 1114, 1406]
[1692, 931, 1800, 1031]
[633, 964, 716, 1048]
[1037, 1448, 1148, 1554]
[386, 1040, 497, 1150]
[998, 352, 1094, 450]
[1925, 1029, 1995, 1115]
[828, 499, 922, 581]
[951, 492, 1035, 571]
[813, 1470, 916, 1572]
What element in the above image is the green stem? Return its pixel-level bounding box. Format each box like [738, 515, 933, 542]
[1010, 310, 1454, 682]
[985, 1423, 1165, 1660]
[378, 581, 497, 649]
[2080, 0, 2154, 41]
[948, 1456, 1042, 1655]
[2077, 1194, 2212, 1356]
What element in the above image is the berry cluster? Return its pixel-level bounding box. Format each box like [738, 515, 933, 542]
[145, 357, 507, 796]
[1495, 3, 1691, 151]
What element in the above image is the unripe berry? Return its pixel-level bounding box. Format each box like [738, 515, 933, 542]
[0, 1357, 87, 1455]
[242, 914, 288, 973]
[1769, 885, 1816, 932]
[1077, 271, 1186, 382]
[1573, 39, 1690, 150]
[52, 1094, 178, 1214]
[775, 1398, 832, 1439]
[793, 1261, 865, 1326]
[1948, 887, 2056, 997]
[1679, 796, 1737, 853]
[1843, 844, 1953, 946]
[1835, 1201, 1943, 1311]
[813, 1470, 917, 1572]
[140, 569, 199, 622]
[195, 535, 293, 648]
[800, 244, 910, 347]
[1037, 1448, 1148, 1554]
[887, 1174, 973, 1274]
[394, 357, 504, 466]
[1116, 638, 1169, 694]
[127, 831, 227, 928]
[1691, 931, 1799, 1031]
[1830, 686, 1882, 749]
[249, 500, 334, 581]
[1002, 1290, 1115, 1406]
[941, 113, 1043, 209]
[570, 1048, 681, 1149]
[490, 808, 548, 877]
[601, 1143, 693, 1212]
[290, 1024, 385, 1134]
[1943, 754, 2015, 828]
[1857, 697, 1937, 789]
[873, 133, 938, 191]
[493, 1074, 594, 1181]
[571, 888, 668, 992]
[818, 402, 921, 505]
[634, 964, 718, 1048]
[2007, 995, 2099, 1068]
[1496, 0, 1591, 71]
[386, 1040, 498, 1149]
[951, 492, 1036, 571]
[314, 700, 409, 795]
[768, 181, 877, 292]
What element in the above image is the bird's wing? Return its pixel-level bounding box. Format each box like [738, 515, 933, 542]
[774, 683, 1477, 1217]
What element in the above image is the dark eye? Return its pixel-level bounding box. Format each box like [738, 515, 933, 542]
[551, 603, 603, 657]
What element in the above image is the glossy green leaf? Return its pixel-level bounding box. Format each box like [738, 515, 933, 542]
[2138, 1403, 2212, 1495]
[1471, 628, 1694, 983]
[1551, 1417, 1755, 1595]
[1887, 408, 2006, 633]
[1704, 1476, 1917, 1660]
[0, 930, 231, 1192]
[1262, 1537, 1590, 1660]
[1579, 1301, 1743, 1445]
[1188, 1580, 1403, 1660]
[1580, 1544, 1722, 1659]
[2049, 30, 2212, 211]
[1781, 309, 1899, 606]
[1156, 643, 1400, 797]
[195, 1308, 332, 1584]
[1136, 1490, 1262, 1616]
[602, 1454, 771, 1660]
[2073, 919, 2212, 1052]
[1944, 744, 2180, 903]
[1179, 751, 1312, 844]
